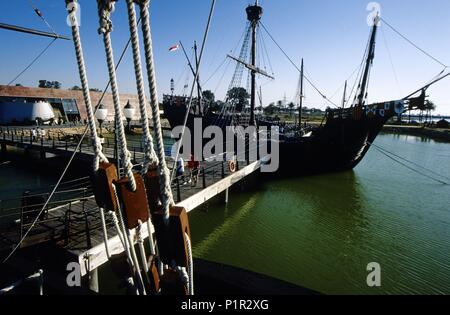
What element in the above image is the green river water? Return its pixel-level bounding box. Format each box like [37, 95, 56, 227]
[1, 132, 449, 294]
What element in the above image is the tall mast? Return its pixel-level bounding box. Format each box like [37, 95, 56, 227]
[342, 80, 347, 108]
[299, 58, 304, 127]
[246, 0, 263, 126]
[194, 41, 203, 115]
[356, 15, 379, 107]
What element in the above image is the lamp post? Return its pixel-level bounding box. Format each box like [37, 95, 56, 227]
[123, 100, 135, 133]
[95, 104, 108, 137]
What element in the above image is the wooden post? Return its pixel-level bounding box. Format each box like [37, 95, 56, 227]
[225, 188, 229, 204]
[202, 167, 206, 189]
[221, 161, 225, 179]
[88, 268, 99, 293]
[176, 178, 181, 203]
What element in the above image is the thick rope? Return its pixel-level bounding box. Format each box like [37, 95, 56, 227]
[137, 220, 152, 286]
[125, 0, 158, 174]
[185, 232, 194, 295]
[109, 211, 140, 296]
[69, 2, 108, 172]
[97, 0, 136, 191]
[99, 207, 110, 259]
[139, 0, 174, 223]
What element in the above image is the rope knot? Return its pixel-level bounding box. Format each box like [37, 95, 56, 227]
[134, 0, 150, 7]
[97, 0, 116, 34]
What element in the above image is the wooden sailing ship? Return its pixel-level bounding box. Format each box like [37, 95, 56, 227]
[162, 1, 430, 176]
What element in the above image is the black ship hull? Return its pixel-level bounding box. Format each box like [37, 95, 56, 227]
[275, 115, 389, 176]
[163, 97, 403, 177]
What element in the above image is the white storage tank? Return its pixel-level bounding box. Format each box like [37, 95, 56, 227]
[0, 99, 55, 124]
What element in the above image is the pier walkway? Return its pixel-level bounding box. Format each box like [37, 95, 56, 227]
[0, 126, 172, 163]
[0, 126, 267, 276]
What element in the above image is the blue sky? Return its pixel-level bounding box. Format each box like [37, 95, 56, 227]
[1, 0, 449, 114]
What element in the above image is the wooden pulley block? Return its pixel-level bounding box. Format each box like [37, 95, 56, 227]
[152, 206, 191, 268]
[114, 173, 150, 229]
[144, 167, 161, 214]
[146, 256, 160, 294]
[94, 162, 119, 211]
[159, 268, 188, 295]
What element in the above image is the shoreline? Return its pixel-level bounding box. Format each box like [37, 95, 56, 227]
[382, 125, 450, 142]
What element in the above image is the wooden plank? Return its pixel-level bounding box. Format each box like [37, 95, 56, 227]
[73, 161, 263, 275]
[73, 223, 153, 276]
[177, 160, 261, 213]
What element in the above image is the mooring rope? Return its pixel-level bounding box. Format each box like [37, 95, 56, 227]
[97, 0, 136, 191]
[368, 141, 449, 185]
[125, 0, 158, 174]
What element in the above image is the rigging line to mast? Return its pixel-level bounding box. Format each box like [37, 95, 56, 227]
[2, 18, 140, 264]
[170, 0, 217, 183]
[7, 38, 57, 86]
[213, 59, 232, 94]
[368, 142, 448, 185]
[259, 22, 339, 108]
[260, 28, 274, 77]
[27, 0, 57, 35]
[402, 72, 450, 100]
[346, 36, 371, 107]
[328, 62, 362, 103]
[381, 26, 403, 97]
[381, 17, 448, 69]
[203, 56, 228, 85]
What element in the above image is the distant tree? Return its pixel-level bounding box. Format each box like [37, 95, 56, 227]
[202, 90, 215, 103]
[53, 81, 62, 89]
[208, 100, 223, 112]
[424, 100, 436, 124]
[264, 103, 277, 116]
[276, 100, 283, 112]
[39, 80, 47, 88]
[39, 80, 61, 89]
[288, 102, 295, 116]
[227, 87, 249, 112]
[15, 83, 23, 87]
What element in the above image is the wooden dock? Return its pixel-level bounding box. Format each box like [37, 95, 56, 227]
[0, 129, 266, 278]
